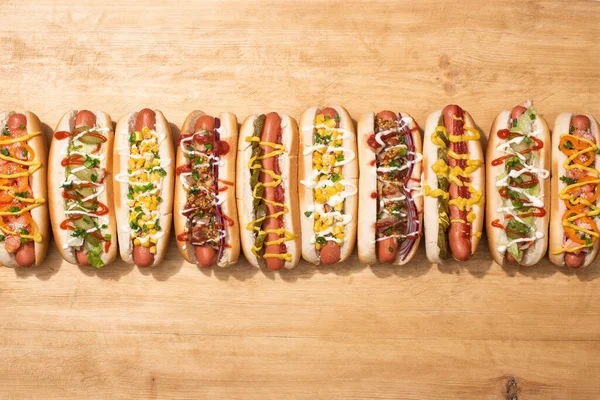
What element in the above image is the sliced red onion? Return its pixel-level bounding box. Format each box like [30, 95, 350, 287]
[397, 113, 418, 260]
[212, 117, 226, 263]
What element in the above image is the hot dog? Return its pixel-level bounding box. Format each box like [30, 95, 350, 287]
[0, 111, 48, 267]
[356, 110, 423, 265]
[114, 109, 174, 267]
[48, 110, 118, 267]
[486, 102, 551, 266]
[299, 106, 358, 265]
[549, 113, 600, 268]
[236, 112, 301, 270]
[174, 110, 240, 267]
[423, 105, 485, 263]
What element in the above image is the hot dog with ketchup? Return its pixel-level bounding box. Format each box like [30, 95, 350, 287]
[236, 112, 301, 270]
[174, 110, 240, 267]
[486, 102, 550, 266]
[423, 105, 484, 262]
[49, 110, 117, 267]
[357, 110, 423, 265]
[549, 113, 600, 268]
[299, 106, 358, 265]
[0, 111, 48, 267]
[114, 109, 174, 267]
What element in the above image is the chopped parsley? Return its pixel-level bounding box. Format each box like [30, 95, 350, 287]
[336, 154, 345, 162]
[560, 176, 577, 185]
[72, 228, 87, 238]
[155, 167, 167, 177]
[0, 148, 9, 157]
[331, 173, 341, 182]
[7, 206, 20, 213]
[316, 236, 326, 245]
[304, 211, 313, 218]
[14, 191, 28, 198]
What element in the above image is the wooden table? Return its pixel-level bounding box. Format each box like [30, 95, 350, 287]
[2, 1, 600, 398]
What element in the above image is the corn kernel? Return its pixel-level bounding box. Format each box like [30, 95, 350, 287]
[314, 212, 320, 220]
[150, 246, 157, 254]
[134, 238, 141, 246]
[315, 243, 322, 250]
[324, 216, 333, 226]
[335, 233, 344, 240]
[334, 167, 342, 174]
[325, 186, 336, 197]
[314, 220, 321, 232]
[334, 203, 343, 211]
[315, 114, 325, 125]
[335, 183, 343, 192]
[324, 119, 336, 128]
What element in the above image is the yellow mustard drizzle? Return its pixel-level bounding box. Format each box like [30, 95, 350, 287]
[553, 134, 600, 254]
[245, 136, 295, 262]
[0, 131, 44, 243]
[424, 118, 483, 235]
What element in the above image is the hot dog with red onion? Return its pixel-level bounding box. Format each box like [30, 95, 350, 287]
[549, 112, 600, 268]
[299, 106, 358, 265]
[486, 102, 550, 266]
[0, 111, 48, 267]
[49, 110, 117, 267]
[174, 110, 240, 267]
[236, 112, 301, 270]
[357, 110, 423, 265]
[114, 109, 174, 267]
[423, 105, 485, 262]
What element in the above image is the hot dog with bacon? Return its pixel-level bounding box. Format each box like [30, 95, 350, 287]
[357, 110, 423, 265]
[0, 111, 48, 267]
[174, 110, 240, 267]
[114, 109, 174, 267]
[423, 105, 484, 262]
[49, 110, 117, 267]
[299, 106, 357, 265]
[486, 103, 550, 266]
[236, 112, 301, 270]
[550, 113, 600, 268]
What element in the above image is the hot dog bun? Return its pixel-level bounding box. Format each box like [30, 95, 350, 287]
[236, 113, 301, 269]
[486, 104, 550, 266]
[174, 110, 240, 267]
[48, 110, 118, 267]
[549, 113, 600, 268]
[423, 108, 484, 263]
[357, 111, 423, 265]
[298, 106, 358, 265]
[113, 109, 174, 267]
[0, 111, 48, 267]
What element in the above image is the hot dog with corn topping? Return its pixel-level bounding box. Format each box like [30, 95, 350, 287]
[114, 109, 174, 267]
[0, 111, 48, 267]
[299, 106, 358, 265]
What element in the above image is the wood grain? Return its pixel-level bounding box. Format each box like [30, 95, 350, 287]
[1, 0, 600, 399]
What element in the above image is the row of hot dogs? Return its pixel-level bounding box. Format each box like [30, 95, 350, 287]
[0, 103, 597, 270]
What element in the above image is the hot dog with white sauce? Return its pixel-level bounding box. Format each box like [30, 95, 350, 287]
[114, 109, 174, 267]
[299, 106, 358, 265]
[549, 113, 600, 268]
[0, 111, 48, 267]
[236, 112, 301, 270]
[486, 102, 550, 266]
[174, 111, 240, 267]
[357, 110, 423, 265]
[49, 110, 118, 267]
[423, 105, 485, 262]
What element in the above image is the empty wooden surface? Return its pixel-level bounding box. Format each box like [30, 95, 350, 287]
[1, 1, 600, 399]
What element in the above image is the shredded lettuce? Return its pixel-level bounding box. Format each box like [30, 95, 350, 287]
[87, 244, 104, 268]
[511, 107, 537, 135]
